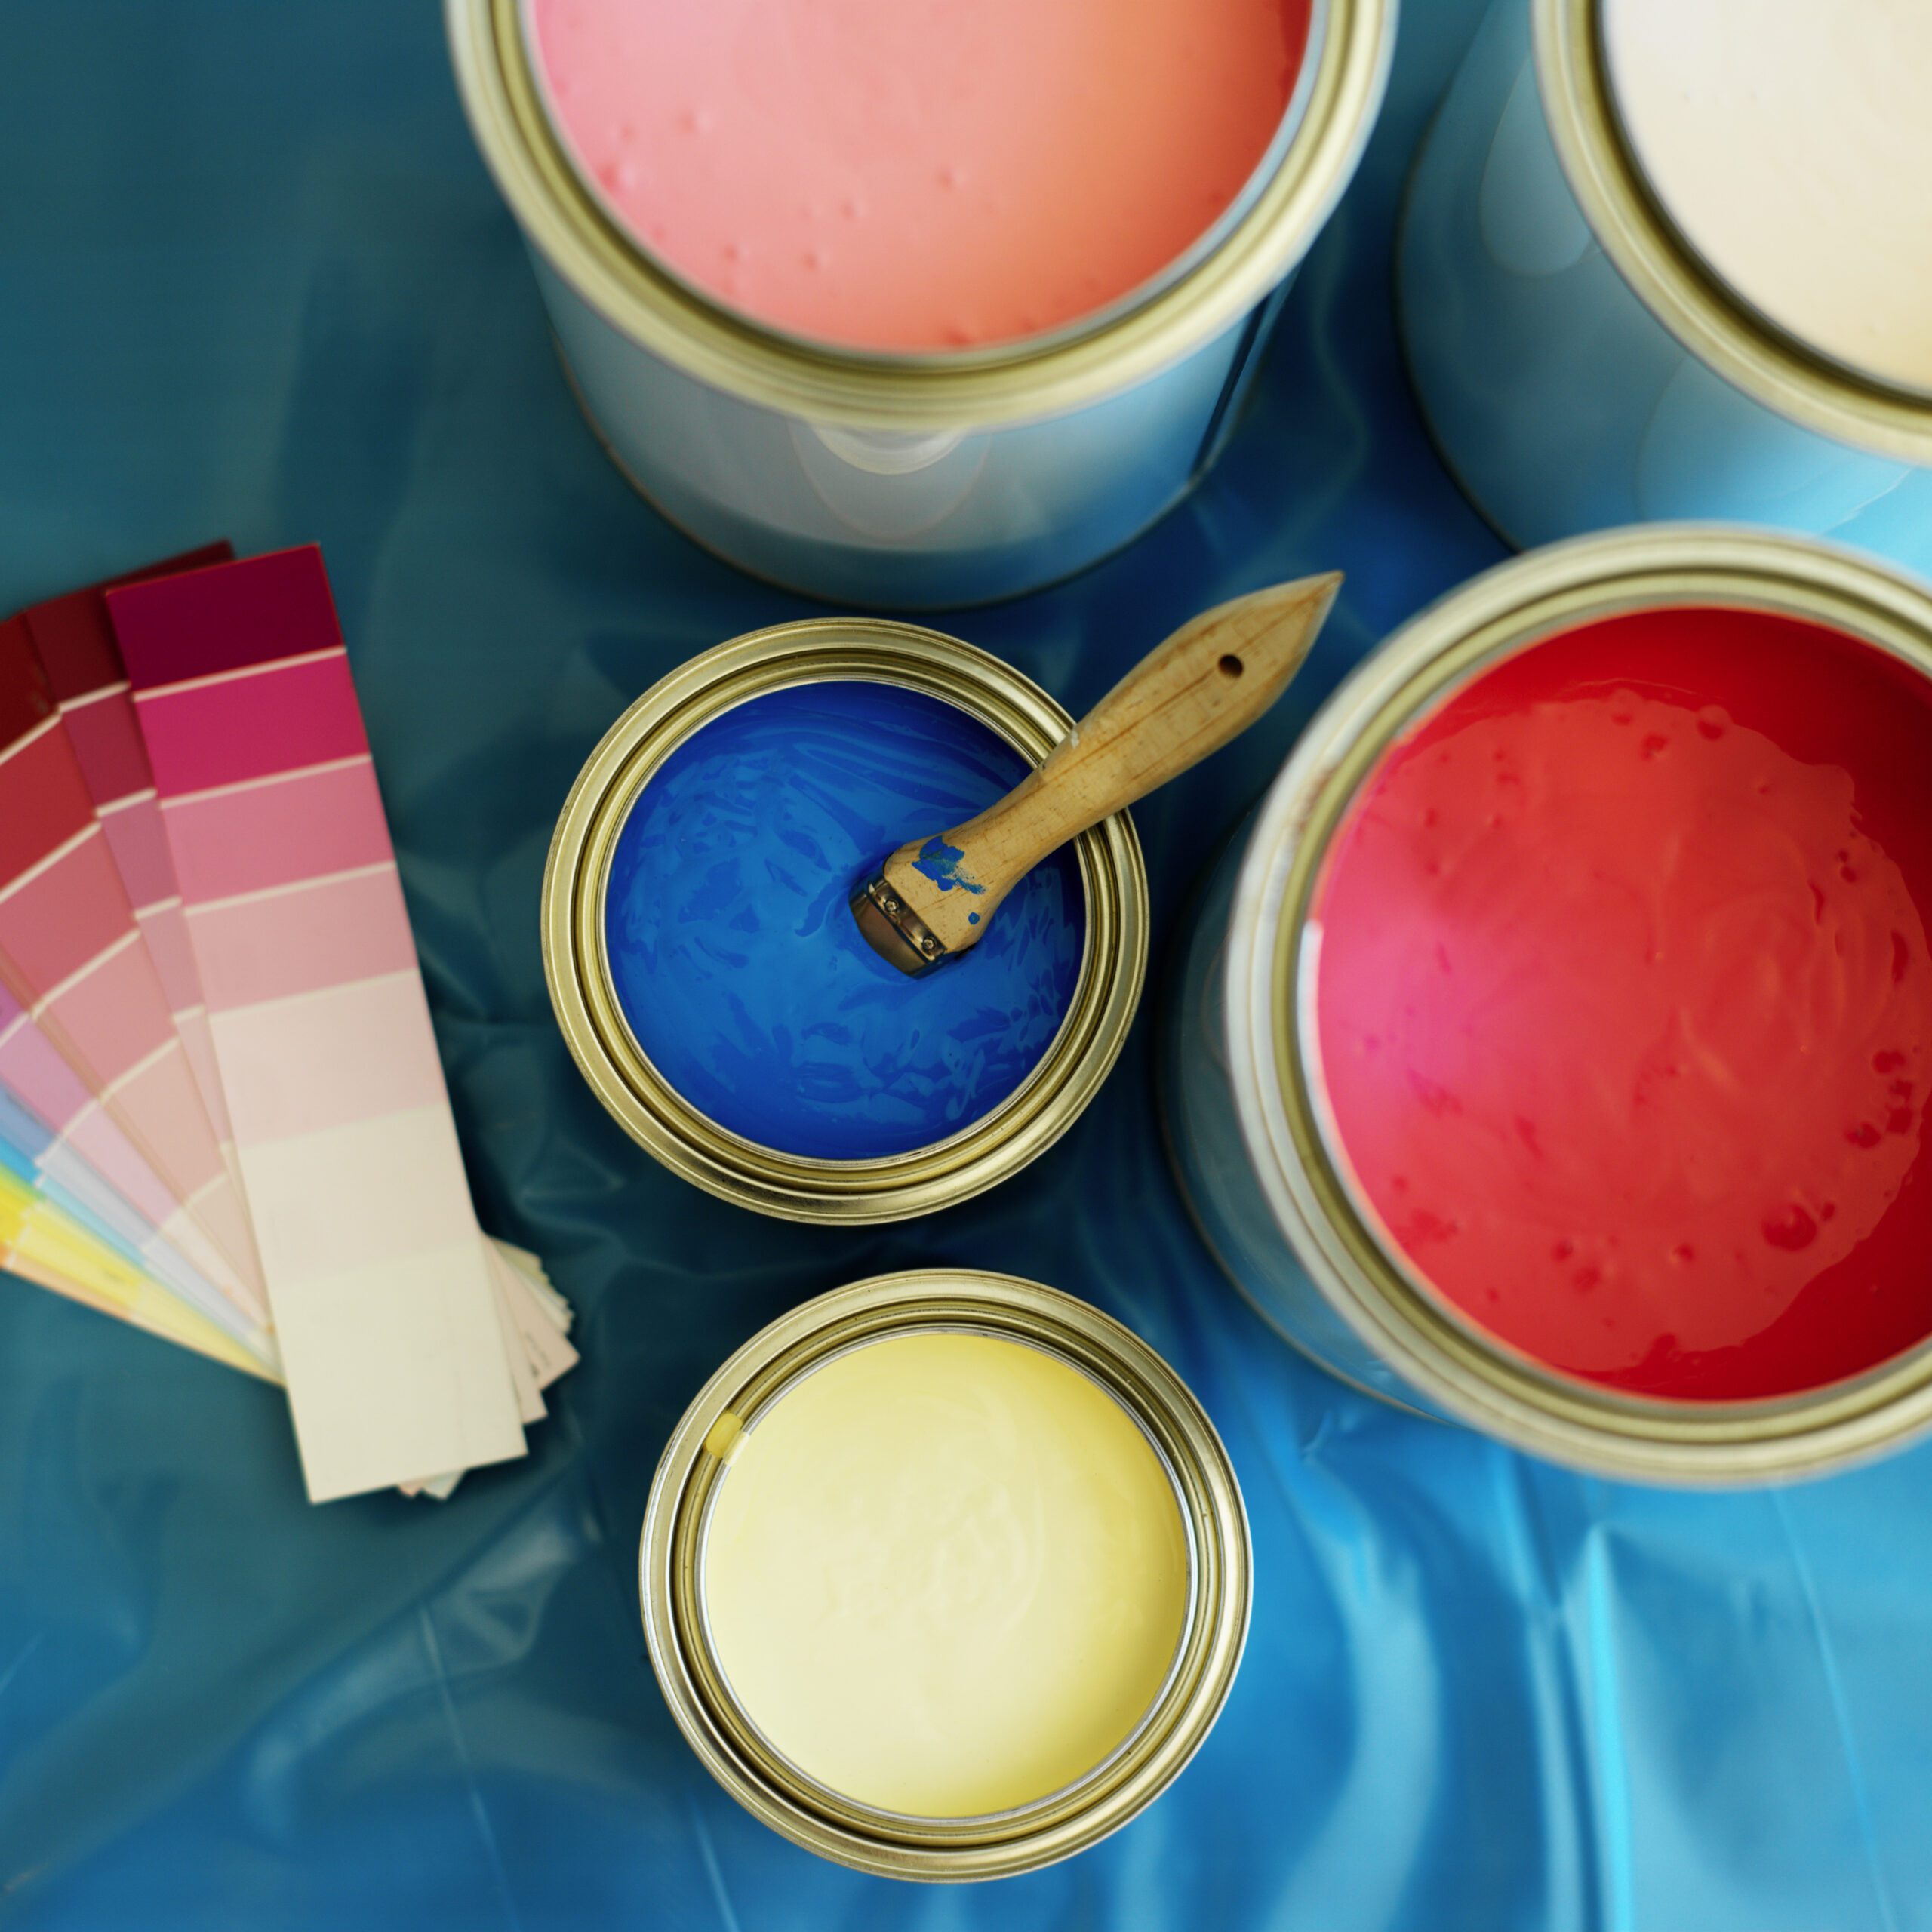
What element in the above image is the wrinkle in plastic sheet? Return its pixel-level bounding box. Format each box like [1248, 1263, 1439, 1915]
[0, 2, 1927, 1927]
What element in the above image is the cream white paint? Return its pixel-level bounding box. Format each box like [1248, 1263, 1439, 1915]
[1604, 0, 1932, 391]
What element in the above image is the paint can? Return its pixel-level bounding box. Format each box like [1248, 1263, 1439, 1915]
[641, 1268, 1251, 1879]
[1397, 0, 1932, 567]
[1164, 525, 1932, 1482]
[443, 0, 1394, 610]
[543, 619, 1147, 1222]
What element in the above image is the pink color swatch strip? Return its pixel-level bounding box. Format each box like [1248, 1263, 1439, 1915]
[0, 837, 139, 998]
[210, 974, 450, 1146]
[24, 546, 242, 1161]
[109, 546, 525, 1501]
[166, 760, 392, 906]
[98, 804, 179, 911]
[58, 693, 154, 806]
[0, 914, 261, 1322]
[0, 981, 178, 1231]
[188, 868, 420, 1014]
[0, 724, 94, 881]
[135, 655, 368, 798]
[0, 613, 265, 1315]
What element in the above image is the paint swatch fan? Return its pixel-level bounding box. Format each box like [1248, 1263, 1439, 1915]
[0, 546, 575, 1503]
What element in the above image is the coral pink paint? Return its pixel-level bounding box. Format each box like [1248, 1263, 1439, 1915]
[527, 0, 1309, 352]
[1312, 608, 1932, 1401]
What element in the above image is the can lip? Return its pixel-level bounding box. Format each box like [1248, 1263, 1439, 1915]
[1534, 0, 1932, 466]
[445, 0, 1395, 431]
[1230, 524, 1932, 1482]
[541, 619, 1149, 1223]
[638, 1269, 1253, 1881]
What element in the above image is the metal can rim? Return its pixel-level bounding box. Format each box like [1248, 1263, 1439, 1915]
[1534, 0, 1932, 465]
[444, 0, 1396, 432]
[540, 618, 1149, 1223]
[1229, 523, 1932, 1483]
[638, 1269, 1253, 1881]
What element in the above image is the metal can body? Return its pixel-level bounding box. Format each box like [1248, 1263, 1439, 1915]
[1164, 525, 1932, 1483]
[447, 0, 1395, 609]
[1398, 0, 1932, 565]
[641, 1269, 1251, 1881]
[1165, 815, 1442, 1418]
[534, 249, 1281, 611]
[542, 619, 1149, 1223]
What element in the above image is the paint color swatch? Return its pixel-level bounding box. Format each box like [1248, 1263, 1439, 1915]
[25, 544, 240, 1194]
[0, 616, 265, 1323]
[110, 546, 527, 1503]
[0, 974, 271, 1352]
[0, 1072, 275, 1366]
[0, 543, 571, 1506]
[0, 1162, 269, 1377]
[0, 1080, 273, 1374]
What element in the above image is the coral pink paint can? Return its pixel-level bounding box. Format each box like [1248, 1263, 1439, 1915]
[444, 0, 1394, 607]
[525, 0, 1310, 355]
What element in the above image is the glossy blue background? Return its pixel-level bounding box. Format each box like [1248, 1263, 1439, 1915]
[2, 5, 1927, 1928]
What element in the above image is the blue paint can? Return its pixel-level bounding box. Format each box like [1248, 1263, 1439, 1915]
[544, 620, 1148, 1221]
[1398, 0, 1932, 566]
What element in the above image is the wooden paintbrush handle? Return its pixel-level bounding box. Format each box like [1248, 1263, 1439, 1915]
[881, 572, 1341, 955]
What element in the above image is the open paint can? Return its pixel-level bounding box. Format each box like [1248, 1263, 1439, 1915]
[543, 619, 1147, 1221]
[1167, 525, 1932, 1482]
[641, 1269, 1251, 1879]
[443, 0, 1392, 608]
[1398, 0, 1932, 569]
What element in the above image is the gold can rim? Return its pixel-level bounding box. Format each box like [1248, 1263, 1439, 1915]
[638, 1269, 1253, 1881]
[540, 618, 1149, 1223]
[1534, 0, 1932, 465]
[1235, 524, 1932, 1482]
[445, 0, 1395, 432]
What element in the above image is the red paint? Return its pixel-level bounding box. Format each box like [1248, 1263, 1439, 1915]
[1312, 606, 1932, 1401]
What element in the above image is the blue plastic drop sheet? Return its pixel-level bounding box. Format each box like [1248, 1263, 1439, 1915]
[2, 5, 1928, 1928]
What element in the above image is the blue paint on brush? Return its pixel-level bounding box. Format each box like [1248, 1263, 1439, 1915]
[913, 835, 984, 893]
[603, 680, 1085, 1161]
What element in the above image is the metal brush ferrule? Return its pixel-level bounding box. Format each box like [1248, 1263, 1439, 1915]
[849, 869, 949, 977]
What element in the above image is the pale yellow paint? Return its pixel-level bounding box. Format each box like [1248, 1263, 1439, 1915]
[700, 1330, 1190, 1818]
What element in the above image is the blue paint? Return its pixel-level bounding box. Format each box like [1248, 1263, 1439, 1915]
[603, 680, 1086, 1160]
[913, 835, 983, 893]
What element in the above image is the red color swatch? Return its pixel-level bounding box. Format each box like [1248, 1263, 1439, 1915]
[109, 543, 340, 688]
[22, 543, 240, 1163]
[0, 617, 54, 749]
[25, 541, 233, 702]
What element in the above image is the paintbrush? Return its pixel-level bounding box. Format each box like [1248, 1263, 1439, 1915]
[851, 571, 1342, 976]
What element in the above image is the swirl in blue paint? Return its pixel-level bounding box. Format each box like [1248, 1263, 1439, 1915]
[603, 680, 1086, 1160]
